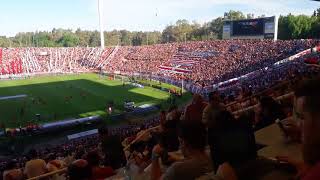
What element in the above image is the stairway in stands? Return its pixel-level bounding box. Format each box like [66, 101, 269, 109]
[98, 46, 120, 68]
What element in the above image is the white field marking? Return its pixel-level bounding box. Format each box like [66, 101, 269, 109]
[0, 94, 28, 100]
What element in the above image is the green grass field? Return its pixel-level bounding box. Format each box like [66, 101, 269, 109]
[0, 73, 190, 128]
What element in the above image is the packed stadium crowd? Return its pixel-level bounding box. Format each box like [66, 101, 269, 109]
[1, 64, 320, 179]
[104, 39, 319, 86]
[1, 40, 319, 88]
[0, 47, 114, 74]
[0, 39, 320, 180]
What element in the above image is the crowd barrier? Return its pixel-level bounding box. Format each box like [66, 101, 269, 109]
[226, 80, 290, 108]
[40, 115, 100, 129]
[123, 125, 161, 151]
[67, 129, 98, 140]
[306, 63, 320, 68]
[232, 92, 294, 115]
[27, 168, 67, 180]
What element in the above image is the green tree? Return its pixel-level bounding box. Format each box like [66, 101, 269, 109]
[0, 36, 11, 47]
[224, 10, 246, 20]
[132, 32, 144, 46]
[162, 25, 176, 43]
[89, 31, 100, 47]
[75, 29, 91, 47]
[311, 16, 320, 38]
[278, 15, 292, 40]
[147, 31, 162, 45]
[119, 30, 132, 46]
[288, 15, 314, 39]
[58, 33, 80, 47]
[209, 17, 224, 39]
[105, 30, 121, 46]
[246, 13, 255, 19]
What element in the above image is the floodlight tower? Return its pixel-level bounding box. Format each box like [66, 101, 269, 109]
[98, 0, 105, 49]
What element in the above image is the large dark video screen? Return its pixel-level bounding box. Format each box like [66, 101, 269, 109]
[232, 19, 264, 36]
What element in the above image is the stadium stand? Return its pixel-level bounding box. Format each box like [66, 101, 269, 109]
[0, 39, 320, 179]
[1, 40, 319, 83]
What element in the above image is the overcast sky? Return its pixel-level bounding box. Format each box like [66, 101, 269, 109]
[0, 0, 318, 37]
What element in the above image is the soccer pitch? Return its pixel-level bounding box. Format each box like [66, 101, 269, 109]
[0, 73, 189, 128]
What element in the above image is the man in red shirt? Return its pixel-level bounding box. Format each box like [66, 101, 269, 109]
[86, 150, 115, 180]
[184, 94, 207, 122]
[279, 78, 320, 180]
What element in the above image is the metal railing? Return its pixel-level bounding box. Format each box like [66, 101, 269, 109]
[27, 167, 67, 180]
[123, 125, 161, 151]
[232, 92, 293, 115]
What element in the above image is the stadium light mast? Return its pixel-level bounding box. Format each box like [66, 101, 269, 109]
[98, 0, 105, 49]
[274, 15, 279, 41]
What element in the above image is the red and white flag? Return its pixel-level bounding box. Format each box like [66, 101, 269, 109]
[159, 65, 192, 74]
[159, 53, 199, 74]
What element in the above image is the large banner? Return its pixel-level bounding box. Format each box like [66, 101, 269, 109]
[159, 65, 192, 74]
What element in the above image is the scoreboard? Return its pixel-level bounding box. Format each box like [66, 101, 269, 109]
[233, 19, 264, 36]
[223, 16, 278, 40]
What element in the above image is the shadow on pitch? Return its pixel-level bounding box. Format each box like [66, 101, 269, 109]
[0, 79, 168, 127]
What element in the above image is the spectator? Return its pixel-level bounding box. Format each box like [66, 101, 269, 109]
[46, 153, 65, 172]
[3, 160, 23, 180]
[208, 110, 257, 174]
[135, 125, 152, 143]
[151, 121, 235, 180]
[159, 110, 167, 130]
[24, 149, 47, 179]
[254, 96, 286, 130]
[202, 91, 225, 128]
[98, 126, 126, 169]
[85, 150, 115, 180]
[166, 105, 180, 121]
[184, 94, 207, 122]
[278, 78, 320, 179]
[68, 159, 91, 180]
[158, 130, 179, 160]
[63, 150, 75, 166]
